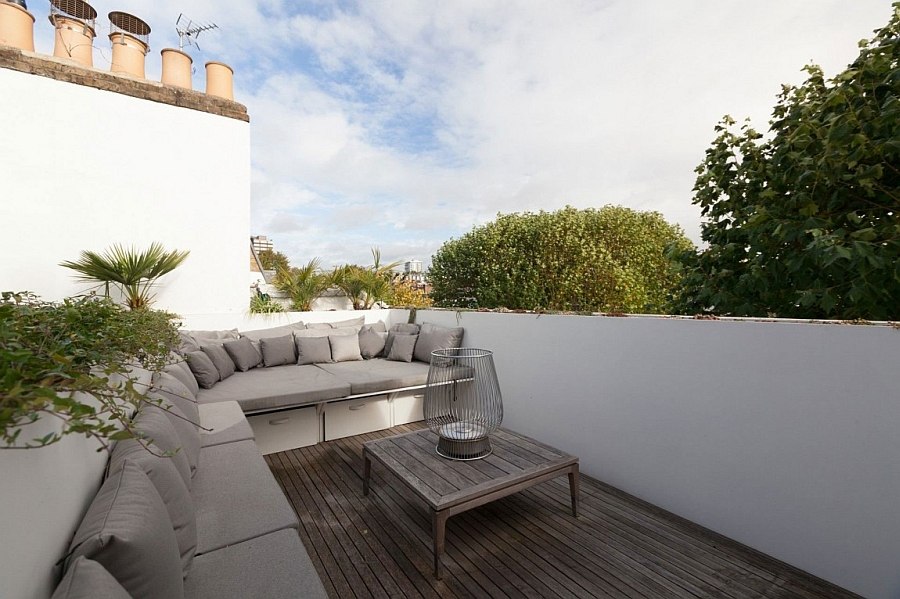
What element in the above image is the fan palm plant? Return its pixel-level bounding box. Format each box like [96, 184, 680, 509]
[60, 243, 190, 310]
[273, 258, 330, 311]
[332, 248, 402, 309]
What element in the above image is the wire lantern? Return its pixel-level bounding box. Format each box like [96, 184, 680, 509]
[424, 348, 503, 460]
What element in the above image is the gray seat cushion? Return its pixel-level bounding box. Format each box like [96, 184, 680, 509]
[196, 365, 350, 412]
[52, 557, 131, 599]
[198, 401, 254, 447]
[184, 529, 327, 599]
[67, 462, 185, 599]
[315, 359, 431, 395]
[191, 440, 299, 554]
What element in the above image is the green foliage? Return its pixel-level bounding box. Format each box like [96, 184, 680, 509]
[671, 6, 900, 319]
[60, 243, 190, 310]
[249, 294, 285, 313]
[331, 248, 402, 310]
[429, 206, 693, 312]
[0, 292, 181, 450]
[257, 249, 290, 272]
[273, 259, 331, 311]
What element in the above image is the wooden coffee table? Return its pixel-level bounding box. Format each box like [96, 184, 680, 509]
[362, 427, 579, 578]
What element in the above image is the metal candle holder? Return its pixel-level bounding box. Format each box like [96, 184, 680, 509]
[424, 348, 503, 460]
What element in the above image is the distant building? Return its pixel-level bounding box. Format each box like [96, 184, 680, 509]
[251, 235, 274, 255]
[400, 259, 428, 288]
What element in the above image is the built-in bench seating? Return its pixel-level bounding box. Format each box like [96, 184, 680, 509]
[50, 317, 464, 598]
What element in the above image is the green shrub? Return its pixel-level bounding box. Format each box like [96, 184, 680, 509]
[0, 292, 181, 450]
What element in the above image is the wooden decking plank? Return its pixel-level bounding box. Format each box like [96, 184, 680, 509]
[302, 441, 424, 599]
[264, 423, 859, 599]
[265, 452, 355, 599]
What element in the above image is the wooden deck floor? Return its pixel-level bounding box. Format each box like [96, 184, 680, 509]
[265, 423, 859, 599]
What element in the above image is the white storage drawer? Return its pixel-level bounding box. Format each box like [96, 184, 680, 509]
[392, 390, 425, 426]
[324, 396, 391, 441]
[247, 406, 319, 455]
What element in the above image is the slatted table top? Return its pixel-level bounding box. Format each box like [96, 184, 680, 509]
[362, 427, 578, 511]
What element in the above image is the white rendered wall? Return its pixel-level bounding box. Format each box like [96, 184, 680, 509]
[0, 67, 250, 317]
[411, 309, 900, 599]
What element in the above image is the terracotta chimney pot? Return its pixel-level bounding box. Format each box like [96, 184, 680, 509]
[0, 2, 36, 52]
[161, 48, 192, 89]
[205, 61, 234, 100]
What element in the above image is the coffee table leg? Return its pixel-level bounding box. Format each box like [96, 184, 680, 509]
[568, 464, 580, 517]
[432, 510, 447, 579]
[362, 449, 371, 496]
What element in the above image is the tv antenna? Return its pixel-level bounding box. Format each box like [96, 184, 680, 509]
[175, 14, 218, 51]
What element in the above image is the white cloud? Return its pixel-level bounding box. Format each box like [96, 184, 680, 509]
[33, 1, 887, 266]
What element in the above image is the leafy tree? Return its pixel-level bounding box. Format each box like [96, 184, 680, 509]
[388, 276, 433, 308]
[671, 6, 899, 319]
[60, 243, 190, 310]
[273, 258, 330, 311]
[429, 206, 692, 312]
[257, 249, 289, 272]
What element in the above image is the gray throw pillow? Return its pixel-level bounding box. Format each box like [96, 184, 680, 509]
[360, 321, 387, 333]
[150, 372, 200, 425]
[294, 326, 357, 338]
[177, 331, 201, 354]
[413, 323, 465, 363]
[66, 462, 185, 599]
[383, 331, 415, 357]
[260, 334, 296, 367]
[132, 407, 193, 488]
[387, 333, 418, 362]
[108, 435, 197, 575]
[52, 557, 131, 599]
[200, 344, 235, 381]
[358, 329, 387, 359]
[296, 336, 332, 365]
[391, 323, 421, 334]
[185, 351, 219, 389]
[330, 334, 363, 362]
[223, 337, 262, 371]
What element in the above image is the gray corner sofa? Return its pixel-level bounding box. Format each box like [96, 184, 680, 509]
[181, 318, 463, 416]
[51, 362, 327, 599]
[50, 317, 464, 598]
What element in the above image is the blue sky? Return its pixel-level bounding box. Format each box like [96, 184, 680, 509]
[30, 1, 893, 268]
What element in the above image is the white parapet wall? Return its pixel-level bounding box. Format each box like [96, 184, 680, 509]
[410, 309, 900, 599]
[0, 65, 250, 317]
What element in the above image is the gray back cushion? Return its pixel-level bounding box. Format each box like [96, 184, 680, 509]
[164, 361, 200, 397]
[185, 351, 219, 389]
[132, 407, 193, 488]
[327, 316, 366, 329]
[200, 344, 236, 381]
[295, 327, 357, 338]
[52, 557, 131, 599]
[330, 334, 363, 362]
[67, 461, 185, 599]
[144, 401, 201, 479]
[358, 329, 387, 359]
[260, 334, 296, 367]
[360, 321, 387, 333]
[296, 336, 332, 365]
[223, 337, 262, 371]
[151, 372, 200, 424]
[108, 436, 197, 575]
[304, 322, 333, 330]
[239, 321, 305, 341]
[189, 328, 239, 341]
[387, 333, 418, 362]
[413, 323, 465, 363]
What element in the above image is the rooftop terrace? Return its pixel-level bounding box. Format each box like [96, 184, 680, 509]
[267, 423, 860, 598]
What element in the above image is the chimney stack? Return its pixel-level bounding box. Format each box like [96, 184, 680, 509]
[0, 0, 36, 52]
[49, 0, 97, 67]
[205, 61, 234, 100]
[160, 48, 192, 89]
[108, 11, 150, 78]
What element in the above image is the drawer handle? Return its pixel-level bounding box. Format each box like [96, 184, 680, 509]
[349, 404, 367, 411]
[269, 417, 290, 425]
[414, 394, 424, 399]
